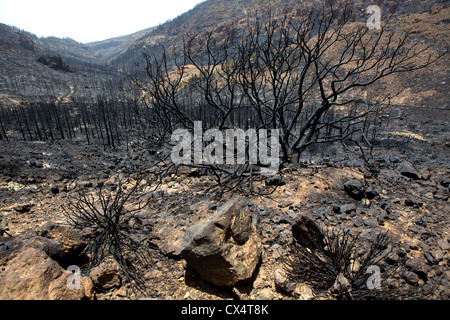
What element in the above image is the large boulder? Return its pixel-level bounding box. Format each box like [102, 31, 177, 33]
[0, 247, 94, 300]
[38, 222, 88, 267]
[180, 196, 261, 287]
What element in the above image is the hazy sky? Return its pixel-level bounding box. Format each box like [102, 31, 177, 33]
[0, 0, 206, 43]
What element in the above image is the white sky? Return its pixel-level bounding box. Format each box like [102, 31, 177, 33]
[0, 0, 206, 43]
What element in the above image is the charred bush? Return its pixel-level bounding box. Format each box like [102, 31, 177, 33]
[283, 217, 397, 299]
[63, 178, 155, 292]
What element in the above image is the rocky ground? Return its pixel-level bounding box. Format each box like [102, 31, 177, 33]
[0, 105, 449, 300]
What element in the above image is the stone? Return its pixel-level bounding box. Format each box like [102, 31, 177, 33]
[285, 210, 297, 221]
[344, 180, 365, 200]
[265, 176, 286, 186]
[330, 273, 351, 294]
[0, 214, 8, 236]
[0, 247, 93, 300]
[432, 250, 445, 262]
[151, 225, 185, 257]
[433, 190, 449, 201]
[13, 203, 33, 213]
[440, 179, 450, 188]
[365, 187, 379, 200]
[423, 252, 435, 265]
[115, 286, 128, 298]
[340, 203, 356, 214]
[403, 271, 420, 285]
[294, 283, 315, 300]
[22, 236, 67, 263]
[398, 161, 420, 180]
[0, 247, 62, 299]
[278, 200, 293, 208]
[38, 222, 88, 267]
[48, 273, 94, 300]
[271, 244, 283, 259]
[274, 268, 296, 295]
[89, 257, 122, 290]
[180, 196, 261, 287]
[363, 218, 378, 227]
[385, 251, 399, 265]
[353, 216, 364, 227]
[80, 276, 95, 300]
[437, 239, 449, 251]
[405, 258, 430, 281]
[51, 185, 59, 195]
[77, 180, 93, 189]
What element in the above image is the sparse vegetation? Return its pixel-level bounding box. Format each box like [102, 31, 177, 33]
[63, 178, 155, 292]
[282, 217, 394, 299]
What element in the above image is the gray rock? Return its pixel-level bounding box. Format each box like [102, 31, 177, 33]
[180, 196, 261, 287]
[433, 190, 449, 201]
[398, 161, 420, 180]
[353, 216, 364, 227]
[437, 239, 449, 251]
[340, 203, 356, 214]
[403, 271, 420, 285]
[13, 203, 33, 213]
[278, 200, 293, 208]
[440, 179, 450, 188]
[385, 250, 399, 265]
[344, 180, 365, 200]
[423, 252, 435, 265]
[77, 180, 93, 189]
[405, 258, 430, 281]
[150, 224, 185, 257]
[365, 187, 379, 199]
[265, 176, 286, 186]
[431, 250, 445, 262]
[363, 218, 378, 227]
[285, 210, 297, 221]
[0, 213, 8, 236]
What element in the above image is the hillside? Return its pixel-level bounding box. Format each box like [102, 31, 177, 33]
[85, 26, 156, 62]
[0, 23, 128, 104]
[1, 0, 448, 105]
[113, 0, 448, 70]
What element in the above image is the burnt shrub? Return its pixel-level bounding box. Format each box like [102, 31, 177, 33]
[282, 217, 395, 299]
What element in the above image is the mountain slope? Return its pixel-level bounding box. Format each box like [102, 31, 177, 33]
[85, 26, 156, 62]
[113, 0, 447, 71]
[0, 24, 128, 103]
[0, 0, 447, 105]
[113, 0, 448, 113]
